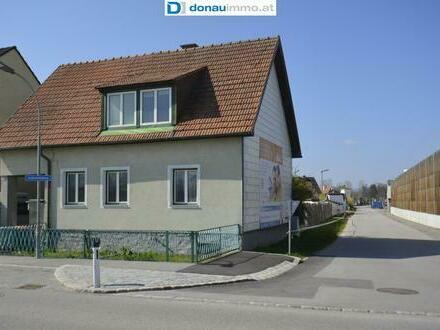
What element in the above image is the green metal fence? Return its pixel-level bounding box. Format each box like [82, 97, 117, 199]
[0, 224, 241, 263]
[195, 225, 241, 261]
[0, 225, 36, 255]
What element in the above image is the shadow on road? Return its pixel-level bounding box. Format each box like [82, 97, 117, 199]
[316, 236, 440, 259]
[180, 251, 293, 276]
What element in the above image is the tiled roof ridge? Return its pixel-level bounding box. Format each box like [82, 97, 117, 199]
[59, 36, 279, 67]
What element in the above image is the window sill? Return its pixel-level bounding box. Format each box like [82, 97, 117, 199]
[170, 204, 201, 209]
[103, 204, 130, 209]
[63, 204, 88, 209]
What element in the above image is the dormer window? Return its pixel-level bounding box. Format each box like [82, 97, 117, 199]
[107, 91, 136, 127]
[141, 88, 172, 125]
[104, 87, 172, 129]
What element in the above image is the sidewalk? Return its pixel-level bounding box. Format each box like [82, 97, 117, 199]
[55, 252, 298, 293]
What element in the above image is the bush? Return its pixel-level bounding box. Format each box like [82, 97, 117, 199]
[292, 177, 315, 201]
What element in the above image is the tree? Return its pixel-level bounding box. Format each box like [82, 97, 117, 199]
[292, 177, 315, 201]
[369, 184, 378, 200]
[376, 183, 387, 200]
[344, 180, 353, 189]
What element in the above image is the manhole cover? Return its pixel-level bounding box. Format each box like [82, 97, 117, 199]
[15, 284, 45, 290]
[376, 288, 418, 295]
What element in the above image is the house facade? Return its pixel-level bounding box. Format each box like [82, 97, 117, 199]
[0, 37, 301, 248]
[0, 46, 40, 126]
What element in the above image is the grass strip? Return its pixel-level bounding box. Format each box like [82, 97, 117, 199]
[255, 216, 348, 258]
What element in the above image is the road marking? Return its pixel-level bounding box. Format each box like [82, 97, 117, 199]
[0, 263, 56, 270]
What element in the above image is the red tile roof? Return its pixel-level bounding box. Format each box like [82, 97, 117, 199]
[0, 37, 301, 157]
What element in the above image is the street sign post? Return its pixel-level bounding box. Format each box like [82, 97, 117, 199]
[25, 174, 52, 182]
[25, 174, 51, 259]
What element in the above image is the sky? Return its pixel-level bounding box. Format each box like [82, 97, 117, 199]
[1, 0, 439, 188]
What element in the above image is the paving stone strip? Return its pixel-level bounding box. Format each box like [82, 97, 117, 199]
[55, 259, 299, 293]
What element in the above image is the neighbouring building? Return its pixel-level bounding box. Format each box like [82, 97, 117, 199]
[391, 150, 440, 228]
[0, 37, 301, 249]
[340, 187, 351, 199]
[327, 192, 346, 215]
[0, 46, 40, 126]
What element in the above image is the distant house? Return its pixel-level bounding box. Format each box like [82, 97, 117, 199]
[327, 192, 346, 215]
[0, 46, 40, 126]
[0, 37, 301, 249]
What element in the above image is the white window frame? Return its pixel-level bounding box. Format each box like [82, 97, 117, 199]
[167, 165, 200, 208]
[140, 87, 172, 125]
[60, 168, 87, 208]
[100, 166, 130, 208]
[106, 91, 137, 128]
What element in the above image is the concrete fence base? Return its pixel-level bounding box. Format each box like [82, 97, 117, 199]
[390, 207, 440, 229]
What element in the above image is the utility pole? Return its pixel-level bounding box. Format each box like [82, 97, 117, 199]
[320, 168, 330, 191]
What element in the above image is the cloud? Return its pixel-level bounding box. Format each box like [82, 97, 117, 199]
[343, 139, 357, 145]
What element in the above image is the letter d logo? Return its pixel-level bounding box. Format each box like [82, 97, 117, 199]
[167, 1, 182, 15]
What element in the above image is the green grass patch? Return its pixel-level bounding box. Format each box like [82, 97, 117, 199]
[41, 248, 192, 262]
[98, 249, 192, 262]
[255, 216, 348, 259]
[43, 250, 85, 259]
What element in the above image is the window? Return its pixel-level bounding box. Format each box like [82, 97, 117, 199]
[62, 169, 86, 207]
[168, 165, 200, 207]
[141, 88, 171, 125]
[102, 167, 129, 206]
[107, 92, 136, 127]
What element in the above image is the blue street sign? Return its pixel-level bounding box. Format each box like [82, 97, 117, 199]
[25, 174, 52, 182]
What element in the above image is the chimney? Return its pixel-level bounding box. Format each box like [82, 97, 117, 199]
[180, 43, 199, 50]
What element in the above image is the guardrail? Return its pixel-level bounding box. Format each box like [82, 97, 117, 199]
[0, 224, 241, 263]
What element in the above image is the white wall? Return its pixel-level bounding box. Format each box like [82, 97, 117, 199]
[242, 64, 292, 232]
[391, 206, 440, 229]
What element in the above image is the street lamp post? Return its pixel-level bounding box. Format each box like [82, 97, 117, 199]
[320, 168, 330, 192]
[0, 61, 42, 258]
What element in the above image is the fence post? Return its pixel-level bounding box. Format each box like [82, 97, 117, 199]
[41, 228, 45, 257]
[190, 231, 195, 263]
[83, 230, 88, 258]
[219, 228, 222, 253]
[195, 231, 199, 263]
[165, 231, 170, 262]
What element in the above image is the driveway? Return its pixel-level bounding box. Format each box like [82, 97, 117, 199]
[149, 206, 440, 315]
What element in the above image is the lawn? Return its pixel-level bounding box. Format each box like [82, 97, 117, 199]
[255, 216, 348, 259]
[9, 249, 192, 262]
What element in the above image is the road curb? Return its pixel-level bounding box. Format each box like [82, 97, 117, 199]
[125, 292, 440, 318]
[54, 258, 300, 294]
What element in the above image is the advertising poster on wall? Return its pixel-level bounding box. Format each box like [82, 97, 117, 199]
[259, 138, 289, 228]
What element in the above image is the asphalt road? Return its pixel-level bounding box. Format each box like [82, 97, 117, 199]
[1, 207, 440, 329]
[166, 207, 440, 314]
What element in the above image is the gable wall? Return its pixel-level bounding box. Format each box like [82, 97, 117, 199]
[243, 64, 292, 232]
[0, 49, 39, 126]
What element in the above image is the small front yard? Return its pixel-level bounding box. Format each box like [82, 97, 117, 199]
[255, 215, 349, 258]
